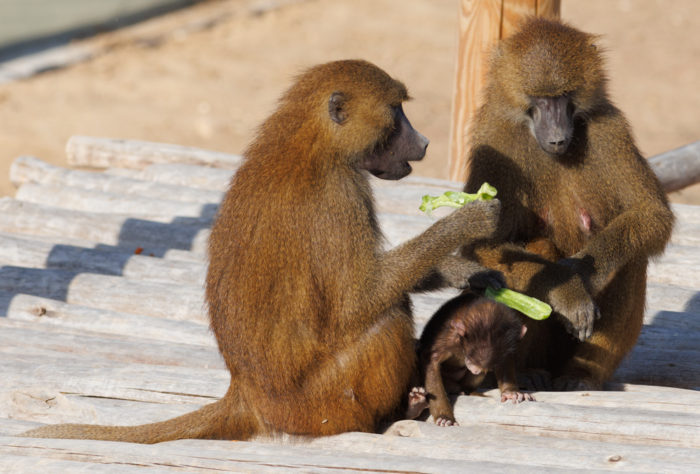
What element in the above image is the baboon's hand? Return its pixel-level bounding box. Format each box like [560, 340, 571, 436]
[453, 199, 501, 239]
[466, 268, 505, 291]
[547, 276, 600, 341]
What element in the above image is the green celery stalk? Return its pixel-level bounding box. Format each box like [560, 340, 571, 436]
[485, 287, 552, 320]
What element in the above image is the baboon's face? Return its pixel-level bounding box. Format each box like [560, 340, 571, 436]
[359, 105, 429, 180]
[526, 95, 574, 156]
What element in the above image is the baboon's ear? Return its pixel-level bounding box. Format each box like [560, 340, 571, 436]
[450, 319, 467, 337]
[328, 91, 348, 124]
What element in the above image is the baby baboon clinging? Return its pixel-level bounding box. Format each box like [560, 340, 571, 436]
[462, 18, 674, 390]
[416, 294, 531, 426]
[23, 60, 500, 443]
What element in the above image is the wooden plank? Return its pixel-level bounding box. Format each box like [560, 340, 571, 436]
[0, 267, 206, 322]
[0, 229, 199, 262]
[11, 155, 224, 204]
[646, 283, 700, 314]
[0, 319, 222, 368]
[1, 293, 213, 345]
[15, 182, 219, 220]
[0, 198, 210, 257]
[0, 232, 206, 286]
[672, 202, 700, 224]
[0, 352, 228, 406]
[120, 163, 235, 190]
[448, 394, 700, 448]
[66, 135, 243, 170]
[0, 437, 539, 474]
[318, 422, 700, 472]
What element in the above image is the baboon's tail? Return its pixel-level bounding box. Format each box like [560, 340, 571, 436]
[20, 399, 256, 444]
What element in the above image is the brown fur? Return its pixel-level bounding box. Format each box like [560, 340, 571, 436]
[416, 294, 530, 426]
[462, 18, 674, 390]
[22, 59, 500, 443]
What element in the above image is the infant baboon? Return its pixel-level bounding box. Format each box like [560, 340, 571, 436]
[416, 294, 531, 426]
[23, 59, 500, 443]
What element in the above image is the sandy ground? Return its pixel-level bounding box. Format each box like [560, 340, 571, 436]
[0, 0, 698, 203]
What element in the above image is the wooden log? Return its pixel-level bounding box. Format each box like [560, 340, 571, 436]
[447, 0, 560, 182]
[66, 135, 243, 170]
[10, 155, 224, 204]
[0, 198, 210, 256]
[15, 182, 219, 220]
[1, 293, 214, 346]
[0, 267, 206, 322]
[649, 140, 700, 193]
[0, 232, 206, 286]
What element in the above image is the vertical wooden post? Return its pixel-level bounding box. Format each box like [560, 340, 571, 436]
[447, 0, 560, 182]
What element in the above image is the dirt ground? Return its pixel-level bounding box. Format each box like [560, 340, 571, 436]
[0, 0, 698, 203]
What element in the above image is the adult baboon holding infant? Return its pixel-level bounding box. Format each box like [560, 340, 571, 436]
[462, 17, 674, 390]
[23, 59, 501, 443]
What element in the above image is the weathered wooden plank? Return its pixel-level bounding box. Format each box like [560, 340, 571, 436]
[0, 353, 228, 406]
[672, 203, 700, 224]
[0, 267, 206, 322]
[115, 163, 235, 190]
[0, 436, 545, 474]
[317, 421, 700, 473]
[0, 198, 210, 257]
[0, 232, 206, 285]
[448, 394, 700, 448]
[1, 293, 213, 345]
[0, 229, 199, 262]
[10, 155, 224, 204]
[613, 345, 700, 390]
[0, 319, 222, 368]
[5, 413, 700, 472]
[15, 183, 219, 220]
[66, 135, 244, 170]
[645, 283, 700, 314]
[532, 384, 700, 414]
[0, 453, 172, 474]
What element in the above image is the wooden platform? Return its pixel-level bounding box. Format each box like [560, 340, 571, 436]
[0, 136, 699, 472]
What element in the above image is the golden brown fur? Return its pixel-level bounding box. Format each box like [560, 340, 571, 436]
[22, 59, 500, 442]
[462, 18, 674, 390]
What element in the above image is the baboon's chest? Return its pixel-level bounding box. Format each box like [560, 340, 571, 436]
[531, 184, 601, 256]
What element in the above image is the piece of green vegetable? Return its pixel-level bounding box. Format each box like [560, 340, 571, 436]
[418, 182, 550, 320]
[485, 287, 552, 320]
[419, 182, 497, 214]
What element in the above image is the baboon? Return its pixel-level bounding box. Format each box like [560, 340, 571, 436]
[22, 60, 501, 443]
[416, 294, 531, 426]
[462, 18, 674, 390]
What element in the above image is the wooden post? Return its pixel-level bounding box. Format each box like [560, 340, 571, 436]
[447, 0, 560, 182]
